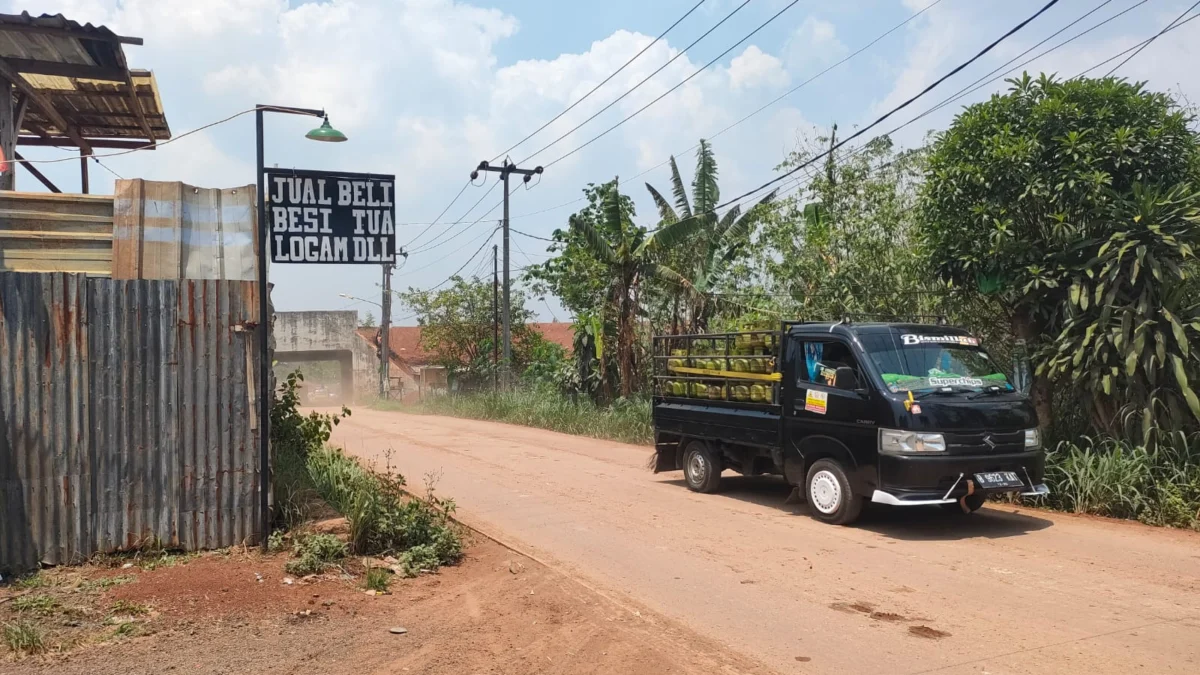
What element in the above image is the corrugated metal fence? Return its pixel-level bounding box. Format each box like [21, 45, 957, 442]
[1, 272, 261, 572]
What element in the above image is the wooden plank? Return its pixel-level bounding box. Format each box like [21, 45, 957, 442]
[18, 136, 156, 149]
[0, 229, 112, 241]
[0, 56, 93, 155]
[0, 208, 113, 223]
[0, 78, 12, 191]
[2, 59, 128, 82]
[0, 190, 114, 205]
[0, 257, 111, 274]
[111, 178, 144, 279]
[12, 150, 62, 192]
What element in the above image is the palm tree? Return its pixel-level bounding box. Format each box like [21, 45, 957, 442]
[571, 179, 703, 397]
[645, 140, 776, 332]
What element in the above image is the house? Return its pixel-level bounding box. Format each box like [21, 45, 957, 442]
[355, 322, 575, 401]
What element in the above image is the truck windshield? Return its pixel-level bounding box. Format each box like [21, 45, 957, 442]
[858, 333, 1014, 393]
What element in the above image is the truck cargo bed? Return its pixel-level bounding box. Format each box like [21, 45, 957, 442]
[653, 397, 781, 449]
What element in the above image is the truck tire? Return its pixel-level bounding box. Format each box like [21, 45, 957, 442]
[683, 441, 722, 493]
[942, 493, 986, 514]
[805, 458, 864, 525]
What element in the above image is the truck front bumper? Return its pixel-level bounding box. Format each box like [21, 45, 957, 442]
[872, 449, 1047, 506]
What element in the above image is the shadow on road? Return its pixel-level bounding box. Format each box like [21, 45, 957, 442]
[658, 474, 1054, 540]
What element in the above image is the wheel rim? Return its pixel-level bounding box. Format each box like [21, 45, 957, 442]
[687, 451, 707, 485]
[810, 470, 842, 514]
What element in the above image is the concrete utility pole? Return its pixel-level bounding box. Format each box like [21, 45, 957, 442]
[471, 160, 543, 386]
[379, 262, 392, 398]
[492, 243, 499, 391]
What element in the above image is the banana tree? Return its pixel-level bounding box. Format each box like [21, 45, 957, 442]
[570, 179, 705, 397]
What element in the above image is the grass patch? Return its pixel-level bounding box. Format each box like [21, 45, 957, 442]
[267, 530, 287, 553]
[3, 620, 44, 655]
[11, 572, 53, 591]
[109, 600, 149, 616]
[386, 387, 653, 445]
[9, 594, 59, 615]
[363, 567, 391, 593]
[111, 622, 138, 638]
[284, 534, 347, 576]
[80, 575, 135, 592]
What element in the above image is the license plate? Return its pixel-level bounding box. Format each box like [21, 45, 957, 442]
[974, 471, 1024, 489]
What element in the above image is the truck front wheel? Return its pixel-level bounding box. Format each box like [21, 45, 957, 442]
[805, 459, 864, 525]
[683, 441, 722, 493]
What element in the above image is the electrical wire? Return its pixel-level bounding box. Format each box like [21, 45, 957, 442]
[511, 227, 557, 242]
[537, 0, 806, 168]
[408, 181, 499, 254]
[426, 228, 500, 292]
[712, 0, 1063, 213]
[402, 180, 471, 248]
[517, 0, 755, 165]
[491, 0, 708, 162]
[1102, 0, 1200, 76]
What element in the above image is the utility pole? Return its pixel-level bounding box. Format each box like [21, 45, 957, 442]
[471, 159, 543, 387]
[379, 262, 392, 398]
[492, 243, 499, 392]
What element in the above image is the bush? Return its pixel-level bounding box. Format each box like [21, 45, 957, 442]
[1042, 433, 1200, 528]
[284, 533, 347, 576]
[364, 567, 391, 593]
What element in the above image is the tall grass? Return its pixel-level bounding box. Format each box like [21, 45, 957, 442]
[391, 387, 653, 445]
[1043, 432, 1200, 528]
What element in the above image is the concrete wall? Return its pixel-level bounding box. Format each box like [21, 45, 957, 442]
[274, 311, 376, 402]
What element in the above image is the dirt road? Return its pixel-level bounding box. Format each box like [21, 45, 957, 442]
[332, 410, 1200, 675]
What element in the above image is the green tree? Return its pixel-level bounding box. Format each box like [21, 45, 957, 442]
[361, 311, 377, 328]
[645, 139, 776, 332]
[920, 74, 1200, 430]
[567, 178, 703, 397]
[396, 276, 544, 381]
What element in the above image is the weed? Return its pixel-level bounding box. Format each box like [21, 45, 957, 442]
[284, 534, 347, 576]
[267, 530, 287, 553]
[9, 594, 59, 615]
[81, 575, 135, 591]
[111, 622, 138, 638]
[397, 545, 441, 578]
[11, 572, 52, 591]
[109, 600, 149, 616]
[3, 620, 44, 654]
[364, 567, 391, 592]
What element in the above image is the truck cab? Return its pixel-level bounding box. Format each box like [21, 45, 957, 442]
[652, 322, 1049, 525]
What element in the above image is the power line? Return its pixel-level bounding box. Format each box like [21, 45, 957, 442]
[540, 0, 806, 169]
[408, 181, 500, 254]
[1103, 0, 1200, 76]
[714, 0, 1063, 213]
[511, 227, 556, 242]
[403, 180, 471, 248]
[517, 0, 755, 165]
[504, 0, 948, 222]
[491, 0, 708, 162]
[427, 228, 500, 292]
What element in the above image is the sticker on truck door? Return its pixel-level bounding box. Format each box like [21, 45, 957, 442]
[804, 390, 828, 415]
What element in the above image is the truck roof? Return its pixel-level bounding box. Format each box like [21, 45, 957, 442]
[788, 322, 973, 338]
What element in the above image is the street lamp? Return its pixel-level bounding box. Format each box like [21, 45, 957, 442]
[256, 104, 347, 550]
[338, 292, 381, 308]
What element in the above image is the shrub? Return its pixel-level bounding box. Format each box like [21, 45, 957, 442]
[284, 534, 347, 576]
[364, 567, 391, 592]
[9, 594, 58, 615]
[267, 530, 287, 553]
[3, 621, 44, 655]
[397, 545, 441, 578]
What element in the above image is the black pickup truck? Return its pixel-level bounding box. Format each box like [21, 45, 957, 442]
[651, 321, 1049, 525]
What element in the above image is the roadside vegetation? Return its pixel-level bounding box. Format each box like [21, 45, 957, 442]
[272, 371, 464, 576]
[389, 74, 1200, 530]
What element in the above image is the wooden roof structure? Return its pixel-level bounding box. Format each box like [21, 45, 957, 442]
[0, 12, 171, 193]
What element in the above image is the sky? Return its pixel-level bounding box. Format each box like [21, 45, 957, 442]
[12, 0, 1200, 324]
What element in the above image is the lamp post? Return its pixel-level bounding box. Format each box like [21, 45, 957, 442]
[256, 104, 347, 550]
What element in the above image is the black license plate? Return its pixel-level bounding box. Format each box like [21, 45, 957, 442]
[974, 471, 1024, 489]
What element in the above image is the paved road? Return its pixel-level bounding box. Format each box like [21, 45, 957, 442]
[330, 410, 1200, 675]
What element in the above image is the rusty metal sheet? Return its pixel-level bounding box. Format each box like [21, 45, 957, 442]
[0, 272, 261, 572]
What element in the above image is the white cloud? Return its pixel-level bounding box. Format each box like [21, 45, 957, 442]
[727, 46, 789, 90]
[786, 16, 847, 72]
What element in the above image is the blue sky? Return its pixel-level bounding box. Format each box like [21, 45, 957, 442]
[12, 0, 1200, 323]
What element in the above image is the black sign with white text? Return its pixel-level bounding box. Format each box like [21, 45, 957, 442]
[266, 169, 396, 264]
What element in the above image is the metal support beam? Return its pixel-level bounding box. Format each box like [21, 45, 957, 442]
[18, 136, 155, 149]
[13, 150, 61, 193]
[0, 58, 127, 82]
[79, 147, 88, 194]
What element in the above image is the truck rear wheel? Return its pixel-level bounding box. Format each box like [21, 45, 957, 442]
[683, 441, 722, 493]
[805, 459, 863, 525]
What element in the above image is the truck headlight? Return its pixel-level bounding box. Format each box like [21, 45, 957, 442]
[879, 429, 946, 454]
[1024, 428, 1041, 449]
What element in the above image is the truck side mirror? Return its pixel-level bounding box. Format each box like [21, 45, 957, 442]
[834, 366, 859, 391]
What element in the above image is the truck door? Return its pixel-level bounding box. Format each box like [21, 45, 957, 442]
[785, 335, 877, 462]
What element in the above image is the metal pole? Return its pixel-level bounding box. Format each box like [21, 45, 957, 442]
[380, 263, 392, 398]
[501, 166, 511, 388]
[79, 147, 89, 194]
[255, 107, 270, 550]
[492, 243, 499, 391]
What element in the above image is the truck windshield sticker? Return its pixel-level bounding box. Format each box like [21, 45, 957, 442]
[928, 376, 984, 388]
[804, 390, 828, 415]
[900, 334, 980, 347]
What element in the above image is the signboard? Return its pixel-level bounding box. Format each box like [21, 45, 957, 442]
[266, 169, 396, 264]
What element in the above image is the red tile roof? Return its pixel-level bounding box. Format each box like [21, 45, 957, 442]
[356, 322, 574, 366]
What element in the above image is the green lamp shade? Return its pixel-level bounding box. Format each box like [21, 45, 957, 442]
[306, 117, 348, 142]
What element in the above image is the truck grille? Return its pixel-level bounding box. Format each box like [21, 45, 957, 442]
[944, 430, 1024, 454]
